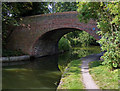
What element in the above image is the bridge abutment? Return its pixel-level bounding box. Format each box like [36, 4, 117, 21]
[32, 39, 59, 57]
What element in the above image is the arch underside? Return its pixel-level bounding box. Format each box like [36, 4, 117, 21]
[32, 28, 80, 57]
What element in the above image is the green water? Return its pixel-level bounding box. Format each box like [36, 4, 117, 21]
[2, 46, 101, 91]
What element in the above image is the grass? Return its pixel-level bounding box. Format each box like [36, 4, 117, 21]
[89, 61, 118, 89]
[57, 59, 84, 89]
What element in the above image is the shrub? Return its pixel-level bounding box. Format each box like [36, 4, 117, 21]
[66, 31, 98, 47]
[58, 37, 71, 52]
[97, 31, 120, 69]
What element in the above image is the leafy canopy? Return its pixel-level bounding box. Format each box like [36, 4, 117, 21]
[77, 2, 120, 69]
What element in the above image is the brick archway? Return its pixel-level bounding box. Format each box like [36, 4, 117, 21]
[7, 11, 100, 57]
[32, 28, 80, 57]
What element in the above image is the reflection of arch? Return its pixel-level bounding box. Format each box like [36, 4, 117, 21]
[6, 11, 100, 57]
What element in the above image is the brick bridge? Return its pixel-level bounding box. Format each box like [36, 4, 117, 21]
[7, 11, 100, 57]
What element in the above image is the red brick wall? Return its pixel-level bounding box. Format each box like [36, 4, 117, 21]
[6, 11, 100, 56]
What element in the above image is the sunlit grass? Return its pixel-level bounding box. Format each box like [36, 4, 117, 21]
[89, 61, 118, 89]
[57, 60, 84, 89]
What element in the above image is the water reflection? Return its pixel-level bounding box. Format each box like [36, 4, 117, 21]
[2, 46, 101, 90]
[3, 55, 61, 90]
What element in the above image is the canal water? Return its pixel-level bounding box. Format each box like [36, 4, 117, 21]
[2, 46, 101, 91]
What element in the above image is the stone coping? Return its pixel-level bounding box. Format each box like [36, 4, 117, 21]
[0, 55, 30, 62]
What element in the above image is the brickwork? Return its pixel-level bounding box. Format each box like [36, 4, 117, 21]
[7, 11, 100, 57]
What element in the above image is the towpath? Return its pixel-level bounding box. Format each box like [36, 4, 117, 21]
[80, 53, 103, 90]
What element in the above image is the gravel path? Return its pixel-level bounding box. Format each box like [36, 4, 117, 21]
[80, 53, 103, 90]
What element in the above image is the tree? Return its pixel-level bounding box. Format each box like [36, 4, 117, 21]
[2, 2, 51, 56]
[48, 2, 78, 13]
[2, 2, 50, 46]
[51, 2, 97, 47]
[77, 2, 120, 69]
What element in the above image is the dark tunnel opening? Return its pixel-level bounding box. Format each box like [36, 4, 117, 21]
[32, 28, 99, 57]
[32, 28, 80, 57]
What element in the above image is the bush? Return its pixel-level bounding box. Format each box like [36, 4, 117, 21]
[97, 31, 120, 69]
[77, 2, 120, 69]
[58, 37, 71, 52]
[66, 31, 98, 47]
[78, 31, 97, 47]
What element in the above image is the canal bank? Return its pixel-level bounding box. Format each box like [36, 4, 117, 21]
[0, 55, 30, 62]
[2, 46, 101, 90]
[57, 53, 103, 90]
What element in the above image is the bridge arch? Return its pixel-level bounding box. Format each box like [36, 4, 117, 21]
[32, 28, 81, 57]
[6, 11, 100, 57]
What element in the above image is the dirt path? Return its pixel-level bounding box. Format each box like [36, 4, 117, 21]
[80, 53, 103, 89]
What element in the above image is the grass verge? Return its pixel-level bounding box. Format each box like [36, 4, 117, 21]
[57, 59, 84, 89]
[89, 61, 118, 89]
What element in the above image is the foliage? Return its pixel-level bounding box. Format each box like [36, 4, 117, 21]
[57, 59, 84, 89]
[49, 2, 78, 13]
[52, 2, 98, 47]
[58, 37, 71, 52]
[2, 2, 50, 43]
[58, 46, 101, 73]
[2, 2, 98, 53]
[2, 2, 80, 55]
[78, 31, 97, 46]
[65, 31, 80, 47]
[58, 52, 72, 73]
[2, 2, 50, 56]
[89, 61, 118, 89]
[66, 31, 98, 47]
[98, 31, 120, 68]
[73, 46, 101, 58]
[78, 31, 90, 46]
[2, 2, 100, 57]
[77, 2, 120, 68]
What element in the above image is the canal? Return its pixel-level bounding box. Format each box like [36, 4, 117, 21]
[2, 46, 101, 91]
